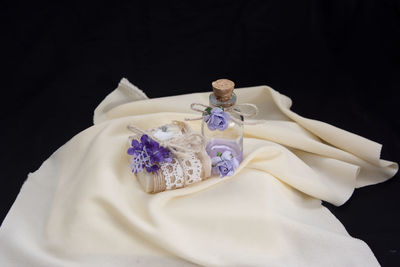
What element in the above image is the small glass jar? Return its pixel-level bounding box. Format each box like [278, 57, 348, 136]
[201, 79, 243, 164]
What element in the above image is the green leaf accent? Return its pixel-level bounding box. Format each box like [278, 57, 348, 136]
[217, 151, 222, 157]
[205, 107, 212, 114]
[220, 106, 224, 111]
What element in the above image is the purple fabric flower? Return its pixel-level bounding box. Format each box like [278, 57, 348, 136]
[204, 107, 231, 131]
[127, 139, 144, 156]
[211, 151, 239, 177]
[127, 134, 172, 173]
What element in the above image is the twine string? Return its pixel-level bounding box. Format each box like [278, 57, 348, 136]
[127, 123, 204, 156]
[185, 102, 260, 125]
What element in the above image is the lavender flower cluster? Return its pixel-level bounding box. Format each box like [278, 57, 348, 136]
[127, 134, 172, 173]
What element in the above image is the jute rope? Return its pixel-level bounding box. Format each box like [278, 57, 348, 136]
[186, 103, 262, 125]
[153, 169, 166, 193]
[127, 122, 204, 156]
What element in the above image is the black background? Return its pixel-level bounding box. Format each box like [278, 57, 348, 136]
[1, 1, 399, 266]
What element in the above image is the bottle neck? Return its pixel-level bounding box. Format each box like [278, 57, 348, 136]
[209, 92, 237, 108]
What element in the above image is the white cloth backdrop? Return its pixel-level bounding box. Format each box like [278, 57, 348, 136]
[0, 78, 397, 266]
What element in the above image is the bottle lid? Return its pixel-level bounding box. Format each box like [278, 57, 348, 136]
[212, 79, 235, 102]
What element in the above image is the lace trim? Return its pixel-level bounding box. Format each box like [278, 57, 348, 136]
[160, 152, 203, 190]
[161, 158, 185, 190]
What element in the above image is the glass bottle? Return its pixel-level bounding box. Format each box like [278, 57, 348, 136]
[201, 79, 243, 164]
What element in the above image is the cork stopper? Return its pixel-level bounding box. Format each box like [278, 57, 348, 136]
[212, 79, 235, 102]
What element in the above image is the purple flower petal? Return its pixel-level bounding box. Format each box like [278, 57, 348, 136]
[164, 157, 173, 163]
[147, 139, 160, 151]
[213, 116, 222, 125]
[211, 156, 222, 165]
[150, 151, 163, 163]
[221, 151, 233, 161]
[232, 158, 239, 169]
[222, 111, 231, 121]
[127, 147, 135, 155]
[146, 164, 159, 172]
[141, 135, 153, 146]
[207, 123, 217, 131]
[211, 107, 224, 114]
[131, 139, 139, 147]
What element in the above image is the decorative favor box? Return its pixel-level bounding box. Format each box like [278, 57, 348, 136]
[127, 121, 211, 193]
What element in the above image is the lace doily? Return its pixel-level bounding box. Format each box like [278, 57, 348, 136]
[161, 152, 203, 190]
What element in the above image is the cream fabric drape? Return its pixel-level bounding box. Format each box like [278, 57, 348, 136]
[0, 78, 397, 266]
